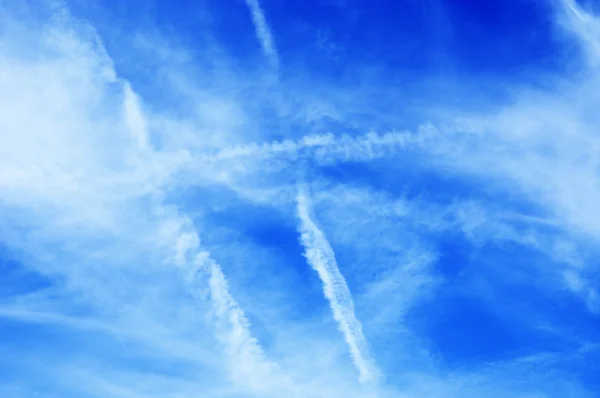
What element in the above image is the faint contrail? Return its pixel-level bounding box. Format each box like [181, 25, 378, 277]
[175, 228, 282, 390]
[296, 185, 379, 384]
[194, 127, 433, 164]
[243, 0, 279, 68]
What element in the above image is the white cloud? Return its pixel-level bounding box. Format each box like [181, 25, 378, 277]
[0, 0, 598, 397]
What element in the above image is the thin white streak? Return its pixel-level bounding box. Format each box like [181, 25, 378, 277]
[296, 185, 379, 384]
[559, 0, 600, 63]
[175, 228, 285, 391]
[244, 0, 279, 68]
[122, 81, 149, 150]
[0, 308, 112, 332]
[194, 125, 435, 165]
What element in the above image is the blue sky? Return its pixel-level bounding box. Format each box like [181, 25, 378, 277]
[1, 0, 600, 396]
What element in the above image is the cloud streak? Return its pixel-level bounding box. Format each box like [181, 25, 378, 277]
[558, 0, 600, 63]
[174, 225, 285, 391]
[296, 185, 379, 384]
[191, 126, 434, 169]
[243, 0, 279, 68]
[122, 81, 149, 150]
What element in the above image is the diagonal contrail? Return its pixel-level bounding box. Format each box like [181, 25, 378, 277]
[296, 185, 380, 384]
[243, 0, 279, 68]
[175, 227, 285, 391]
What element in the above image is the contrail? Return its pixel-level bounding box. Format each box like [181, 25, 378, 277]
[296, 186, 379, 384]
[175, 228, 283, 390]
[243, 0, 279, 68]
[194, 126, 435, 164]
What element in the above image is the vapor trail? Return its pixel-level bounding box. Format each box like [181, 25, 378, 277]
[296, 185, 379, 384]
[175, 228, 283, 391]
[244, 0, 279, 68]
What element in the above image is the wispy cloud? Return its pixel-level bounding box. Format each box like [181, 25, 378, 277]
[1, 0, 599, 397]
[0, 3, 283, 395]
[243, 0, 279, 68]
[122, 81, 149, 150]
[296, 184, 379, 384]
[558, 0, 600, 63]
